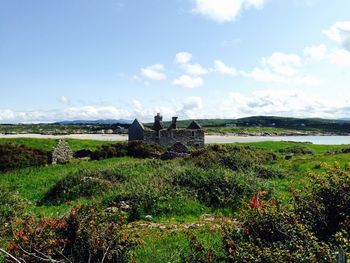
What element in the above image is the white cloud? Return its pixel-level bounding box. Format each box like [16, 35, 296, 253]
[214, 60, 237, 75]
[175, 51, 209, 75]
[178, 96, 203, 118]
[58, 96, 70, 105]
[220, 89, 350, 119]
[65, 106, 131, 120]
[183, 63, 209, 75]
[303, 44, 328, 60]
[244, 68, 285, 83]
[328, 49, 350, 66]
[172, 75, 204, 88]
[323, 21, 350, 51]
[193, 0, 265, 23]
[264, 52, 301, 76]
[140, 64, 167, 80]
[242, 51, 320, 85]
[175, 52, 193, 64]
[3, 90, 350, 123]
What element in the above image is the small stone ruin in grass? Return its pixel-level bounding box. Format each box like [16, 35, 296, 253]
[161, 142, 190, 160]
[52, 139, 73, 164]
[170, 142, 190, 154]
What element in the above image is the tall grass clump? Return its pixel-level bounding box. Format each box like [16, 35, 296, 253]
[39, 167, 126, 205]
[105, 172, 205, 221]
[91, 141, 165, 160]
[173, 166, 270, 209]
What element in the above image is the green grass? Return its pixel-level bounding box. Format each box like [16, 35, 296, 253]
[0, 157, 158, 216]
[2, 138, 350, 262]
[1, 139, 349, 216]
[0, 138, 114, 151]
[131, 227, 224, 262]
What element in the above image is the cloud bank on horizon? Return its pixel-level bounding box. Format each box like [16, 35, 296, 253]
[1, 0, 350, 123]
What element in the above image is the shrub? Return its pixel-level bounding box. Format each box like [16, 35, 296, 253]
[74, 149, 93, 158]
[90, 141, 165, 160]
[40, 168, 125, 204]
[126, 141, 165, 158]
[190, 145, 277, 171]
[5, 207, 138, 263]
[188, 148, 220, 169]
[181, 233, 222, 263]
[91, 143, 128, 160]
[325, 148, 350, 156]
[0, 143, 50, 172]
[0, 186, 24, 238]
[294, 163, 350, 243]
[254, 165, 287, 179]
[223, 193, 333, 262]
[173, 167, 269, 209]
[279, 145, 315, 155]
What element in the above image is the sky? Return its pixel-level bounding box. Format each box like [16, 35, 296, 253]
[1, 0, 350, 123]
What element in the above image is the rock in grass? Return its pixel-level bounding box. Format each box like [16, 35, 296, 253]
[145, 215, 153, 222]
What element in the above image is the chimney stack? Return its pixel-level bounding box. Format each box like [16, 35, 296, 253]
[153, 113, 164, 132]
[169, 116, 178, 129]
[154, 113, 163, 122]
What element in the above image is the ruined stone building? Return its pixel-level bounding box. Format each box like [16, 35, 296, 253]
[128, 113, 205, 148]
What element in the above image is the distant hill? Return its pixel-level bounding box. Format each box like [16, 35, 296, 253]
[55, 119, 132, 125]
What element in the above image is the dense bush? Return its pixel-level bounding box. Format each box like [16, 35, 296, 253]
[91, 141, 165, 160]
[254, 165, 287, 179]
[294, 163, 350, 243]
[74, 149, 93, 158]
[5, 207, 138, 263]
[190, 145, 277, 171]
[0, 186, 24, 238]
[223, 193, 333, 262]
[0, 143, 50, 172]
[126, 141, 165, 158]
[220, 165, 350, 262]
[181, 233, 222, 263]
[325, 147, 350, 156]
[40, 168, 125, 204]
[91, 143, 128, 160]
[173, 167, 269, 209]
[279, 145, 315, 155]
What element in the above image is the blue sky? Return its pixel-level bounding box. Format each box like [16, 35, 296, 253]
[1, 0, 350, 123]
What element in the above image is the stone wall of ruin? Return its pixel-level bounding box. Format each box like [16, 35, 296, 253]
[143, 129, 204, 148]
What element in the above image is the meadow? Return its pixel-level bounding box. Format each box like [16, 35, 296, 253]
[0, 138, 350, 262]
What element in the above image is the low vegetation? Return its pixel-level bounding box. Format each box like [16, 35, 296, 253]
[6, 207, 138, 263]
[279, 145, 315, 155]
[0, 138, 350, 262]
[39, 167, 125, 205]
[0, 143, 50, 172]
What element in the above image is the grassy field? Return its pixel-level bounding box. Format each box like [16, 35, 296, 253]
[1, 138, 350, 262]
[0, 137, 115, 151]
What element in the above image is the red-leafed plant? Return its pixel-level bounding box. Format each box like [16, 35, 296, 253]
[5, 206, 139, 263]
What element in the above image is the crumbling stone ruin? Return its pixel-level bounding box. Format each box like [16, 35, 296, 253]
[52, 139, 73, 164]
[160, 142, 191, 160]
[128, 114, 205, 148]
